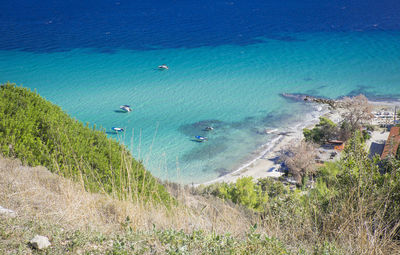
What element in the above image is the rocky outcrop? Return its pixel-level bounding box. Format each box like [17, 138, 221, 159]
[281, 93, 337, 108]
[29, 235, 51, 250]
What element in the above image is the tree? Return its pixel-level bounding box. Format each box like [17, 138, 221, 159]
[338, 94, 373, 136]
[281, 141, 317, 185]
[303, 117, 337, 144]
[338, 121, 352, 141]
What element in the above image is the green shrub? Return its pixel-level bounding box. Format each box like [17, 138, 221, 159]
[203, 177, 269, 212]
[0, 83, 171, 203]
[362, 129, 371, 141]
[303, 117, 337, 144]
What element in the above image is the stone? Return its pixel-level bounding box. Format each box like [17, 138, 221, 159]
[29, 235, 51, 250]
[0, 205, 16, 218]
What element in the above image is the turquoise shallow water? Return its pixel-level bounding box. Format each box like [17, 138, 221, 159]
[1, 32, 400, 183]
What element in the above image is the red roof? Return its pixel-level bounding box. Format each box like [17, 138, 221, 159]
[381, 127, 400, 159]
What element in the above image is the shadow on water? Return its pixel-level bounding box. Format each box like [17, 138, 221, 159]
[191, 139, 205, 143]
[114, 110, 128, 113]
[106, 131, 117, 135]
[152, 68, 168, 71]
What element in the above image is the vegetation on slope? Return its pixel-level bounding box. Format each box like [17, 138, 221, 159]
[0, 156, 290, 254]
[0, 82, 170, 202]
[1, 217, 289, 254]
[200, 132, 400, 253]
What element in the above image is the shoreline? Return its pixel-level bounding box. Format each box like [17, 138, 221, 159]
[198, 103, 332, 186]
[198, 97, 400, 186]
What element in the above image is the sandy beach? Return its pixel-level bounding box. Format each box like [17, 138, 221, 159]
[200, 104, 337, 186]
[200, 134, 298, 185]
[199, 98, 400, 186]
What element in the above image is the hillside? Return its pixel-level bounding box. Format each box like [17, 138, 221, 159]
[0, 82, 169, 202]
[0, 156, 291, 254]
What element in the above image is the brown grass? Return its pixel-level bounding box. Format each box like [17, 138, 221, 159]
[2, 155, 399, 254]
[0, 156, 253, 236]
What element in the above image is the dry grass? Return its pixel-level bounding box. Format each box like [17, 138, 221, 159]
[1, 156, 124, 232]
[2, 155, 399, 254]
[0, 156, 254, 237]
[0, 156, 263, 253]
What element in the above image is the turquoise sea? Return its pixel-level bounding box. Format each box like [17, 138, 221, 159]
[1, 0, 400, 183]
[1, 32, 400, 183]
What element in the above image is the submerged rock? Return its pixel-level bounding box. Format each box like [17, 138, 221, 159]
[29, 235, 51, 250]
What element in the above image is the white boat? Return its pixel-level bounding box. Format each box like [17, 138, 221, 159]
[195, 135, 207, 142]
[158, 64, 168, 70]
[112, 127, 124, 132]
[120, 105, 132, 112]
[204, 126, 214, 131]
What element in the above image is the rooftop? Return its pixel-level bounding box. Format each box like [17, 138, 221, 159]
[381, 126, 400, 160]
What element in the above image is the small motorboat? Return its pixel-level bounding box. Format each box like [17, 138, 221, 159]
[158, 64, 168, 70]
[204, 126, 214, 131]
[120, 105, 132, 112]
[195, 135, 207, 142]
[112, 127, 124, 132]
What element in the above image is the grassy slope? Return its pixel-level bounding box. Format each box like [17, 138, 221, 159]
[0, 82, 169, 202]
[0, 157, 289, 255]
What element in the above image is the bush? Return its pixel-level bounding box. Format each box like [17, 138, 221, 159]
[202, 177, 269, 212]
[303, 117, 337, 144]
[362, 129, 371, 141]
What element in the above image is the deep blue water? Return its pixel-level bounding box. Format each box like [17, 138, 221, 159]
[1, 0, 400, 52]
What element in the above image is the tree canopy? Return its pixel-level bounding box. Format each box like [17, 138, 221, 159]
[303, 117, 337, 144]
[339, 94, 373, 134]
